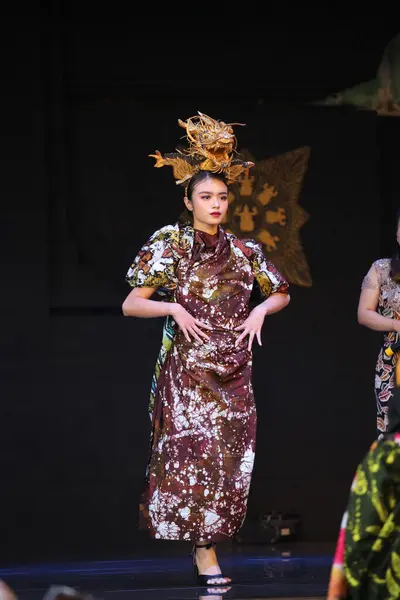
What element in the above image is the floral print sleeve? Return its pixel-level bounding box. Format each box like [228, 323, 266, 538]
[126, 224, 179, 293]
[246, 241, 289, 298]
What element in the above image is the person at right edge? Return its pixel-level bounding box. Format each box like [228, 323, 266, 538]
[326, 363, 400, 599]
[358, 210, 400, 436]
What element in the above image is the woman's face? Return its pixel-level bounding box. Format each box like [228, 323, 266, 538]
[184, 177, 229, 234]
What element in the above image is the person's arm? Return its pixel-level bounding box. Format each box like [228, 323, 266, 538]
[255, 292, 290, 317]
[357, 265, 400, 333]
[122, 287, 174, 318]
[122, 287, 212, 343]
[235, 241, 291, 350]
[235, 293, 290, 350]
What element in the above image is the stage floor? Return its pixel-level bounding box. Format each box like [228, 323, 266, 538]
[1, 542, 334, 600]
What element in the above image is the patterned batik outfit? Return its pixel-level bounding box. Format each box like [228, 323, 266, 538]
[126, 222, 289, 541]
[362, 259, 400, 436]
[327, 433, 400, 600]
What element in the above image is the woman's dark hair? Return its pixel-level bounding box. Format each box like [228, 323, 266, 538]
[179, 171, 229, 224]
[390, 209, 400, 282]
[186, 170, 228, 200]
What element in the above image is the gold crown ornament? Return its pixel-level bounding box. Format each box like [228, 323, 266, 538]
[149, 112, 255, 186]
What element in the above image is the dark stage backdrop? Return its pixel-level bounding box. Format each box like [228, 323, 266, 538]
[5, 84, 400, 561]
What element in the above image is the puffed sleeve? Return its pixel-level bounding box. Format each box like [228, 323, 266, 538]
[125, 224, 179, 294]
[249, 241, 289, 298]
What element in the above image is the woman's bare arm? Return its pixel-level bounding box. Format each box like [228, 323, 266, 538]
[121, 287, 212, 343]
[122, 287, 174, 318]
[257, 292, 291, 316]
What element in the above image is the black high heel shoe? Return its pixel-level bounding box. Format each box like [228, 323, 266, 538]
[192, 541, 232, 586]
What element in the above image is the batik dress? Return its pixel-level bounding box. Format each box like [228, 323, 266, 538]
[362, 259, 400, 435]
[126, 222, 289, 542]
[327, 434, 400, 600]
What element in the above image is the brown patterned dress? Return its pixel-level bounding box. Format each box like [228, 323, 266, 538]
[362, 259, 400, 435]
[126, 222, 289, 541]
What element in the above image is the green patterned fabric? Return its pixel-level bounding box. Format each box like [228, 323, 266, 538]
[328, 434, 400, 599]
[344, 436, 400, 599]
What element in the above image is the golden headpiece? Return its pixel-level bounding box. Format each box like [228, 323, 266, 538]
[149, 112, 254, 187]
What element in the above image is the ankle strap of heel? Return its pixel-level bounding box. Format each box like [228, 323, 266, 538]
[195, 541, 215, 550]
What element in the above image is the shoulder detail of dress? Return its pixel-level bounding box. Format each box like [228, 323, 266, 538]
[372, 258, 391, 271]
[227, 234, 258, 259]
[362, 258, 391, 290]
[126, 223, 193, 292]
[227, 233, 289, 298]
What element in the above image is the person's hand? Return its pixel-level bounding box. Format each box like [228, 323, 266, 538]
[235, 305, 266, 351]
[170, 304, 212, 343]
[393, 319, 400, 334]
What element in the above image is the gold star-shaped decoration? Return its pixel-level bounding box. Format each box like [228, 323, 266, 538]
[223, 147, 312, 287]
